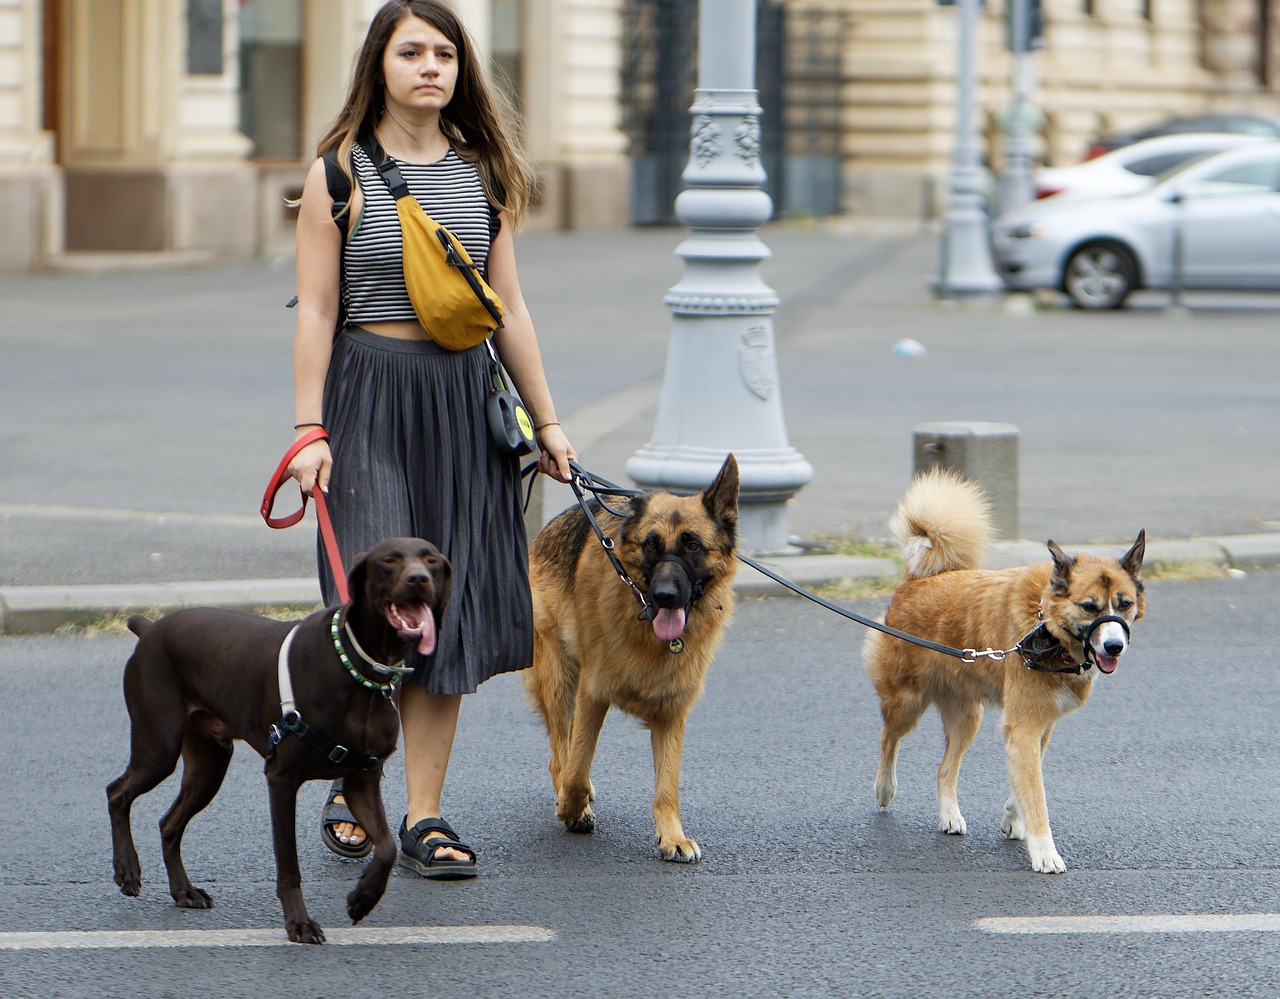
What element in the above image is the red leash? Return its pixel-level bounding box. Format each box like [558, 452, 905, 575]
[260, 427, 349, 604]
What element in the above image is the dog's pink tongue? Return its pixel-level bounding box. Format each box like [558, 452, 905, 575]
[390, 603, 437, 657]
[1096, 654, 1118, 675]
[416, 612, 437, 657]
[652, 608, 686, 643]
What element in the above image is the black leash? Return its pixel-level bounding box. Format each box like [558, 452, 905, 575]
[564, 460, 656, 620]
[733, 551, 1009, 663]
[556, 461, 1012, 665]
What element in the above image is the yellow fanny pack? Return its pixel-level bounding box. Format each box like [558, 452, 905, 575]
[369, 144, 504, 351]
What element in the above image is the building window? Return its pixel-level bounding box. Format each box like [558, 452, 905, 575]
[238, 0, 303, 159]
[493, 0, 523, 110]
[1262, 0, 1274, 86]
[188, 0, 224, 75]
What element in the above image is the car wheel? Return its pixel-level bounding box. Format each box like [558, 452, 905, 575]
[1062, 242, 1137, 310]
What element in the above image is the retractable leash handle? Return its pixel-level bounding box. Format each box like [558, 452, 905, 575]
[260, 427, 350, 605]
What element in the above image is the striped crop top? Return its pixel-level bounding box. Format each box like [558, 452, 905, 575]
[342, 142, 497, 325]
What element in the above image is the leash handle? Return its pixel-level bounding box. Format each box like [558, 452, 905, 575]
[260, 427, 350, 605]
[260, 427, 329, 527]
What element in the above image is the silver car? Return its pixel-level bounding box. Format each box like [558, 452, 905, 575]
[992, 141, 1280, 309]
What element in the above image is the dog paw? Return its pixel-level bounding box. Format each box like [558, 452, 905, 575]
[658, 836, 701, 863]
[286, 918, 326, 945]
[875, 774, 896, 809]
[1000, 798, 1026, 840]
[114, 866, 141, 898]
[1026, 835, 1065, 874]
[172, 886, 213, 909]
[556, 785, 596, 833]
[939, 804, 967, 836]
[562, 806, 596, 834]
[347, 887, 381, 925]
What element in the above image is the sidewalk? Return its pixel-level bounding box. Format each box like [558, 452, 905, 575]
[2, 219, 1278, 633]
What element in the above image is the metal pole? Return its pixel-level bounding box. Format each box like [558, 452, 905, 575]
[1169, 202, 1185, 309]
[627, 0, 812, 554]
[935, 0, 1004, 298]
[1000, 0, 1035, 215]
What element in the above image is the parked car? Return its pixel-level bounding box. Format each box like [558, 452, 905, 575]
[992, 142, 1280, 309]
[1036, 132, 1267, 201]
[1085, 112, 1280, 159]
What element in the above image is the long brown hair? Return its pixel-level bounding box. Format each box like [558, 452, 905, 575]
[315, 0, 533, 227]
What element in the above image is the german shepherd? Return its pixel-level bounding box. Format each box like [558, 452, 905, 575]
[526, 454, 739, 862]
[864, 469, 1145, 874]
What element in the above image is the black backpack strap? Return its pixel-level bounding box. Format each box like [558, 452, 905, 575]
[322, 150, 353, 237]
[360, 135, 413, 203]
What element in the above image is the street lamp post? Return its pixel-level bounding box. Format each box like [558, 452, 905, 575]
[936, 0, 1003, 298]
[1000, 0, 1036, 215]
[626, 0, 812, 554]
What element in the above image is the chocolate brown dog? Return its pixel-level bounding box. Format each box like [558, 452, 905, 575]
[107, 537, 450, 944]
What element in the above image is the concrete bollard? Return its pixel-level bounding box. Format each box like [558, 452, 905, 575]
[913, 421, 1019, 539]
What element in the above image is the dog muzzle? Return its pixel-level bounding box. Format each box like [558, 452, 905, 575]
[1016, 614, 1131, 675]
[1080, 614, 1131, 675]
[639, 555, 702, 652]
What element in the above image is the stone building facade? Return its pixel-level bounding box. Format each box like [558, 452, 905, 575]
[1, 0, 1276, 271]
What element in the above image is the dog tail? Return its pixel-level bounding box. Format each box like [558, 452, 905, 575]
[126, 615, 153, 637]
[889, 469, 992, 579]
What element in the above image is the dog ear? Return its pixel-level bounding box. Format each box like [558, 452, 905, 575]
[1120, 529, 1146, 578]
[1047, 539, 1074, 594]
[621, 493, 648, 530]
[702, 453, 739, 527]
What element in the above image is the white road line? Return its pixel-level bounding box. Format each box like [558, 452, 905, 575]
[0, 925, 556, 951]
[975, 914, 1280, 935]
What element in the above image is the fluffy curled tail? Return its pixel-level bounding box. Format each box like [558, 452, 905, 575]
[889, 468, 993, 579]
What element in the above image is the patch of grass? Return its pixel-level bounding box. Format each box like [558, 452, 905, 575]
[54, 603, 324, 638]
[55, 611, 156, 638]
[813, 576, 900, 603]
[253, 603, 325, 620]
[1143, 559, 1230, 582]
[805, 534, 899, 561]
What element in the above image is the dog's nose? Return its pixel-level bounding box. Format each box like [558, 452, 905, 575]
[651, 580, 680, 605]
[1103, 638, 1125, 656]
[405, 569, 429, 586]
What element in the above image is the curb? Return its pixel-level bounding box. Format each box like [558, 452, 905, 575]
[2, 534, 1277, 636]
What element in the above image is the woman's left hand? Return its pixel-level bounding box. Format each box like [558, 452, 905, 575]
[535, 424, 576, 483]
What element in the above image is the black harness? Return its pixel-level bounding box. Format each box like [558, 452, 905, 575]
[268, 710, 383, 772]
[266, 618, 399, 771]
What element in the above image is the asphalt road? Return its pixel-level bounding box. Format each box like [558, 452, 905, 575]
[2, 572, 1278, 998]
[3, 223, 1279, 592]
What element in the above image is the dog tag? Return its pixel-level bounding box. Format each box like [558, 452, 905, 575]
[667, 638, 684, 655]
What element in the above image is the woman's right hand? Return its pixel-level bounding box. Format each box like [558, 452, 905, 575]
[288, 437, 332, 497]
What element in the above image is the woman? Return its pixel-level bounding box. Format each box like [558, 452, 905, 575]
[288, 0, 574, 878]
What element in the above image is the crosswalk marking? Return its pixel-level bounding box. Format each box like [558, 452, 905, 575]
[0, 925, 556, 951]
[975, 914, 1280, 935]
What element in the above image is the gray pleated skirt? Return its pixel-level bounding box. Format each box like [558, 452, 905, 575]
[319, 325, 532, 694]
